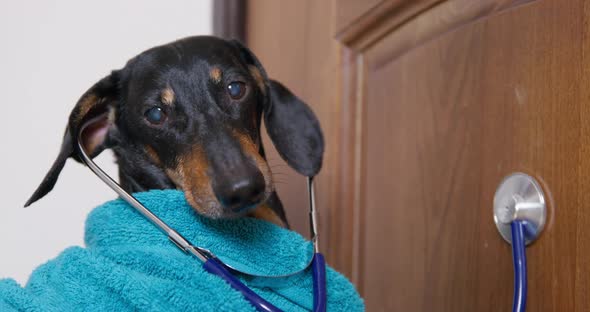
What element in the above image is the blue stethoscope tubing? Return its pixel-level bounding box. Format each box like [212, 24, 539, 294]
[511, 220, 527, 312]
[202, 253, 326, 312]
[311, 253, 327, 312]
[201, 175, 327, 312]
[77, 118, 327, 312]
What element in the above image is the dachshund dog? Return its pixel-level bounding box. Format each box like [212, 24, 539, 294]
[24, 36, 324, 227]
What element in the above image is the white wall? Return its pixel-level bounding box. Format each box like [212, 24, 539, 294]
[0, 0, 212, 284]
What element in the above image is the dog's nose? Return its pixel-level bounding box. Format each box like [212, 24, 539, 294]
[214, 172, 266, 212]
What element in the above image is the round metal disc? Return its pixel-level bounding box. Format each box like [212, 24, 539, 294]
[493, 173, 547, 245]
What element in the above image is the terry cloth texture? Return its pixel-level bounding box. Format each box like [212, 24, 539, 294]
[0, 190, 364, 311]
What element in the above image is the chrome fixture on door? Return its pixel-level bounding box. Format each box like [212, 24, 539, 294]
[493, 173, 548, 312]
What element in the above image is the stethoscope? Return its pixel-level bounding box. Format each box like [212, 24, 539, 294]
[493, 172, 547, 312]
[77, 119, 327, 312]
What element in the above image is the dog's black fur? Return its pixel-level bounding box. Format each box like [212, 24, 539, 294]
[24, 36, 324, 226]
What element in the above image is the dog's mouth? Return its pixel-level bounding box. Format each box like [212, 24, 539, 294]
[164, 151, 275, 220]
[183, 183, 273, 219]
[167, 172, 275, 219]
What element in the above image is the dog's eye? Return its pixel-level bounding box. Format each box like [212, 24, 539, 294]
[227, 81, 246, 100]
[144, 107, 166, 125]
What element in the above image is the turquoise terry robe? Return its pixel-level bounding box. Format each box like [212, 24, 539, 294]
[0, 190, 364, 311]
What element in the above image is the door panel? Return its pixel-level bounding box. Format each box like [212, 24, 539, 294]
[245, 0, 590, 310]
[355, 1, 583, 310]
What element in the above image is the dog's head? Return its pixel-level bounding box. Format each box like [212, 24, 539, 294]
[25, 36, 324, 219]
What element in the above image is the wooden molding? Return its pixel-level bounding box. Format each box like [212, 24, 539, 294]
[336, 0, 537, 293]
[367, 0, 538, 68]
[336, 0, 444, 51]
[337, 0, 537, 55]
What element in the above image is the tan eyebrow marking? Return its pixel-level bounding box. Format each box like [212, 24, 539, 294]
[161, 87, 175, 106]
[210, 67, 222, 84]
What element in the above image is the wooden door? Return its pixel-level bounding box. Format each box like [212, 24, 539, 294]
[245, 0, 590, 311]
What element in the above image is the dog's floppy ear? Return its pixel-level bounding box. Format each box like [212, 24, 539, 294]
[264, 80, 324, 176]
[231, 40, 324, 176]
[24, 72, 119, 207]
